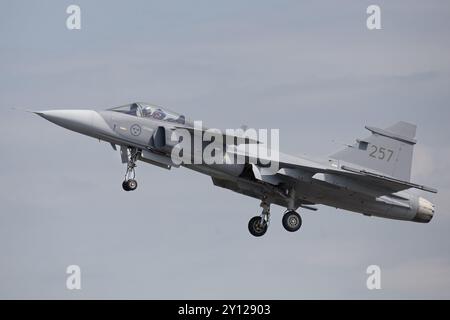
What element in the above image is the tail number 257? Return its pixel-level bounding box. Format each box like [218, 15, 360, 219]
[369, 145, 394, 162]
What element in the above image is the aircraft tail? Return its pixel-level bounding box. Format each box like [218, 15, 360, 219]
[330, 121, 417, 181]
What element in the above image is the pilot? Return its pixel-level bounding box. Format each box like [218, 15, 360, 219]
[130, 103, 139, 115]
[141, 106, 153, 118]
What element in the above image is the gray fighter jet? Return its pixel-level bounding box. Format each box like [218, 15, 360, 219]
[35, 102, 437, 237]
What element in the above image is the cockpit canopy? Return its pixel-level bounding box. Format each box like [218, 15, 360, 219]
[109, 102, 187, 125]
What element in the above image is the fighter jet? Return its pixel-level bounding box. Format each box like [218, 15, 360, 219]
[34, 102, 437, 237]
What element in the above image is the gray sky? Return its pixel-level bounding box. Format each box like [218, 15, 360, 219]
[1, 0, 450, 299]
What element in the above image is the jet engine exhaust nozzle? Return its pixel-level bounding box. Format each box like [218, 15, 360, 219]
[413, 197, 435, 223]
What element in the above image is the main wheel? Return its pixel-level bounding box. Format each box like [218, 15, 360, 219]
[248, 216, 268, 237]
[122, 180, 130, 191]
[126, 179, 138, 191]
[282, 211, 302, 232]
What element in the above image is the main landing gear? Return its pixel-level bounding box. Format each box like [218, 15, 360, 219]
[248, 201, 303, 237]
[282, 210, 302, 232]
[122, 148, 140, 192]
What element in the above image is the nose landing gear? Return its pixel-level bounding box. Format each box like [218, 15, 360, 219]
[248, 201, 271, 237]
[122, 148, 140, 192]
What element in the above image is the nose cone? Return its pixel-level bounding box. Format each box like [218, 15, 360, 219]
[413, 197, 435, 223]
[35, 109, 101, 136]
[35, 110, 107, 137]
[36, 109, 117, 141]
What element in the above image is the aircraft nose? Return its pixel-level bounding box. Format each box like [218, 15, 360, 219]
[35, 109, 96, 134]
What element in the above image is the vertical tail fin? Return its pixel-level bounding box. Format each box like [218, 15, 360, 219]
[330, 121, 417, 181]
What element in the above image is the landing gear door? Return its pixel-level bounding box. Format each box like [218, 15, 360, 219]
[120, 145, 128, 164]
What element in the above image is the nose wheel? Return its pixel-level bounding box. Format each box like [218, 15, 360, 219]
[248, 201, 271, 237]
[122, 148, 140, 192]
[122, 179, 138, 191]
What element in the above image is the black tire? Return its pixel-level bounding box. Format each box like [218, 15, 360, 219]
[127, 179, 138, 191]
[248, 216, 268, 237]
[122, 181, 130, 191]
[282, 211, 302, 232]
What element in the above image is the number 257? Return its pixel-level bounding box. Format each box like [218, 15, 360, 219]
[369, 145, 394, 161]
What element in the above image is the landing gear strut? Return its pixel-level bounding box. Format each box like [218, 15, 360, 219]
[248, 201, 271, 237]
[122, 148, 140, 191]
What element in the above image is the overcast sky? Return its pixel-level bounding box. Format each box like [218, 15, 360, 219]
[1, 0, 450, 299]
